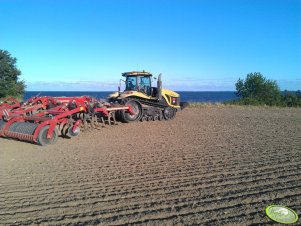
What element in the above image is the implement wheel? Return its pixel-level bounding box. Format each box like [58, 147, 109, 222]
[37, 125, 58, 146]
[120, 100, 142, 123]
[67, 126, 80, 137]
[163, 107, 176, 120]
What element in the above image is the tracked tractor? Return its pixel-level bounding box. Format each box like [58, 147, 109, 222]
[108, 71, 188, 123]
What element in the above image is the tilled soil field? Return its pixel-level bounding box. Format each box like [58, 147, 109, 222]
[0, 106, 300, 225]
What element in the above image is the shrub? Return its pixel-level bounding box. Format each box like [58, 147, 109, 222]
[234, 72, 281, 106]
[0, 50, 25, 99]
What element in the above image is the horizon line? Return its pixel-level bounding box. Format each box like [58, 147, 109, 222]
[25, 90, 300, 92]
[25, 90, 238, 92]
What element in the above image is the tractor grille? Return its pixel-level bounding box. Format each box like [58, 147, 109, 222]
[165, 95, 178, 106]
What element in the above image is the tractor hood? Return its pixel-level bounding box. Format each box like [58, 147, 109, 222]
[108, 91, 119, 99]
[117, 91, 151, 100]
[161, 89, 180, 97]
[108, 89, 180, 101]
[108, 91, 151, 100]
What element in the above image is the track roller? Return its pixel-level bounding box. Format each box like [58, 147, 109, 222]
[163, 107, 176, 120]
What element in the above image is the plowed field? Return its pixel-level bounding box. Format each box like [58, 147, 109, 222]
[1, 106, 300, 225]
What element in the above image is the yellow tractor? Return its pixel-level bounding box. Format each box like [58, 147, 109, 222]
[108, 71, 188, 122]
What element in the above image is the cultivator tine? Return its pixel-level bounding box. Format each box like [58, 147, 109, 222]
[100, 117, 106, 127]
[83, 119, 89, 131]
[91, 115, 103, 129]
[108, 112, 112, 125]
[107, 111, 117, 125]
[111, 111, 117, 125]
[91, 117, 96, 129]
[94, 115, 106, 129]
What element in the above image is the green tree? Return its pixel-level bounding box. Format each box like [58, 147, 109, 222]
[235, 72, 281, 106]
[281, 90, 301, 107]
[0, 50, 25, 99]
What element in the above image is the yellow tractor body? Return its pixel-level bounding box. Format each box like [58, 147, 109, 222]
[108, 71, 187, 122]
[109, 89, 181, 109]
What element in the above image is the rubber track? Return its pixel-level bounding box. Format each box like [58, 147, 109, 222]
[121, 97, 169, 109]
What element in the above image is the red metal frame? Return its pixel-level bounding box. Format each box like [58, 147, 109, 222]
[1, 104, 45, 120]
[0, 97, 21, 116]
[0, 96, 135, 145]
[0, 97, 20, 108]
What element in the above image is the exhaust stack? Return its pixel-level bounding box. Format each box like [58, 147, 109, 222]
[157, 73, 162, 100]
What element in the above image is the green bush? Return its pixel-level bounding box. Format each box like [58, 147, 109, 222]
[227, 72, 300, 107]
[281, 90, 301, 107]
[234, 72, 281, 106]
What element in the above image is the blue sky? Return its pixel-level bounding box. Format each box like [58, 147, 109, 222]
[1, 0, 300, 91]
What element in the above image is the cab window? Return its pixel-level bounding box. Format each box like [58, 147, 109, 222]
[125, 76, 137, 91]
[138, 76, 151, 95]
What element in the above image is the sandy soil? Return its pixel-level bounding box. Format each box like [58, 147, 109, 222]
[0, 106, 300, 225]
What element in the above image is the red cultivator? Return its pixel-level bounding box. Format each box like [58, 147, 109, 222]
[0, 96, 133, 145]
[0, 97, 21, 117]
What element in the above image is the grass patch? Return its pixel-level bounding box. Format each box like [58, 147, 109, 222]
[188, 102, 227, 108]
[187, 102, 289, 109]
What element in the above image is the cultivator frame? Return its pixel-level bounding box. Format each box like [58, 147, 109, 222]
[0, 96, 134, 146]
[0, 97, 21, 117]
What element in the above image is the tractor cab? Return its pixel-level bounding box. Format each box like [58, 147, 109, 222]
[123, 71, 153, 97]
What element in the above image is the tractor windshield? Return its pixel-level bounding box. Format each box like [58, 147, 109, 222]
[125, 76, 137, 91]
[125, 76, 151, 95]
[138, 76, 151, 95]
